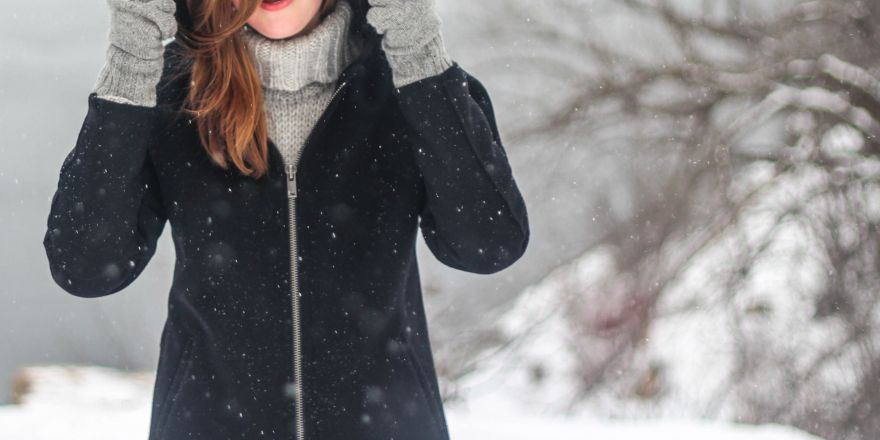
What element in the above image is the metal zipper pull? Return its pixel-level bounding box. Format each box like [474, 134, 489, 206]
[287, 163, 297, 198]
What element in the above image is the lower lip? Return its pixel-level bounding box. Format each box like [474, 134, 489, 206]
[260, 0, 294, 11]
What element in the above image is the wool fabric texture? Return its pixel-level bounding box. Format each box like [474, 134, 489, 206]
[239, 0, 361, 167]
[366, 0, 454, 88]
[93, 0, 177, 107]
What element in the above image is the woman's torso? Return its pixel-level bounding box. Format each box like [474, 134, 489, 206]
[145, 29, 449, 439]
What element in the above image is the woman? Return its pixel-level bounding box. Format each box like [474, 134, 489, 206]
[42, 0, 530, 438]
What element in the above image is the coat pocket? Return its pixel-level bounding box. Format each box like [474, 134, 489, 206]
[399, 341, 445, 431]
[156, 337, 196, 438]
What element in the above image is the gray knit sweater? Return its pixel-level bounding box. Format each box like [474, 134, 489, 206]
[92, 0, 454, 168]
[239, 1, 359, 166]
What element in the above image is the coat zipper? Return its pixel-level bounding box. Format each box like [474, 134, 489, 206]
[284, 79, 348, 440]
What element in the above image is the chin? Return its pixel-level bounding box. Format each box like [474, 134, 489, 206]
[248, 14, 310, 40]
[255, 26, 305, 40]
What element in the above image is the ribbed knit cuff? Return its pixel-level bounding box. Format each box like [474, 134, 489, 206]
[93, 44, 164, 108]
[383, 31, 454, 89]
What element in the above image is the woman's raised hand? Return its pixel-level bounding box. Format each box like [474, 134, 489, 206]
[93, 0, 178, 108]
[366, 0, 442, 50]
[365, 0, 454, 88]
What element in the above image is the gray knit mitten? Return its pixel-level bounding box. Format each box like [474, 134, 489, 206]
[92, 0, 177, 107]
[366, 0, 454, 88]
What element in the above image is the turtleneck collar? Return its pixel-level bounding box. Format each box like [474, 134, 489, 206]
[239, 1, 356, 92]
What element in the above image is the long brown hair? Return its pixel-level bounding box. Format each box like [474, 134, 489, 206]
[176, 0, 339, 179]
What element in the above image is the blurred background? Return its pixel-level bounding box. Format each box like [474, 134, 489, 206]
[2, 0, 879, 439]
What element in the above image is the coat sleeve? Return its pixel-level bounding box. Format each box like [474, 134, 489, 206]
[42, 92, 168, 298]
[394, 61, 530, 274]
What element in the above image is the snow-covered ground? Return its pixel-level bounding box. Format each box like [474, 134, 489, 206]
[444, 157, 875, 433]
[0, 365, 824, 440]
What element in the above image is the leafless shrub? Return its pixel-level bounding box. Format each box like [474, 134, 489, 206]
[463, 0, 880, 438]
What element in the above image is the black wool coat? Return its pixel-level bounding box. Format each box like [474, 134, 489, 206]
[42, 0, 530, 439]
